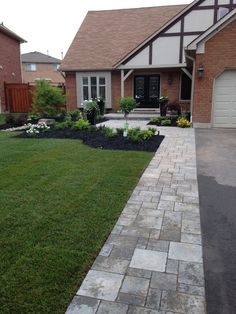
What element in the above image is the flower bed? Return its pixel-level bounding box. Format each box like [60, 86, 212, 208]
[18, 126, 164, 152]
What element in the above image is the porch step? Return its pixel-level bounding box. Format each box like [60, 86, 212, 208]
[133, 108, 160, 114]
[105, 112, 160, 121]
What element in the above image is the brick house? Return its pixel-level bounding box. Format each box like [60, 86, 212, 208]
[0, 24, 25, 112]
[61, 0, 236, 128]
[21, 51, 65, 86]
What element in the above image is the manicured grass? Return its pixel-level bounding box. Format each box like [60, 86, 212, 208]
[0, 132, 154, 313]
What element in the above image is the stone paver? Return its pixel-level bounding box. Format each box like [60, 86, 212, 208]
[65, 127, 206, 313]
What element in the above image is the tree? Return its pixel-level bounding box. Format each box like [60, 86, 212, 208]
[32, 79, 65, 117]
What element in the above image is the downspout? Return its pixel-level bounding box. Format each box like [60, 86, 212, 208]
[185, 53, 195, 124]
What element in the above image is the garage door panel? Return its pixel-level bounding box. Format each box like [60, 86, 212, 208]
[213, 70, 236, 128]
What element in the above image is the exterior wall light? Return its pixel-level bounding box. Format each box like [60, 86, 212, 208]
[197, 65, 204, 79]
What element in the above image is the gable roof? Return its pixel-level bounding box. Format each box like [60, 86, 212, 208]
[60, 5, 187, 71]
[21, 51, 61, 64]
[187, 8, 236, 51]
[0, 23, 26, 43]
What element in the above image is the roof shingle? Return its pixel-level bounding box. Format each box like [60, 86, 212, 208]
[61, 5, 186, 71]
[21, 51, 61, 64]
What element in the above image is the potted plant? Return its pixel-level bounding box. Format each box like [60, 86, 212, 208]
[84, 100, 99, 125]
[119, 96, 138, 136]
[96, 97, 105, 116]
[159, 96, 168, 116]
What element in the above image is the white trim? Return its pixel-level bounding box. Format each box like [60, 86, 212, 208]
[181, 67, 192, 79]
[114, 0, 202, 67]
[124, 69, 134, 81]
[118, 63, 186, 70]
[187, 8, 236, 52]
[121, 70, 124, 98]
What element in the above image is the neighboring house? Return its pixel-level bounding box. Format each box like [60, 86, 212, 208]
[0, 23, 25, 112]
[61, 0, 236, 128]
[21, 51, 65, 86]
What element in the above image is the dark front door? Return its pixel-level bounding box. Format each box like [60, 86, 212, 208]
[134, 75, 160, 108]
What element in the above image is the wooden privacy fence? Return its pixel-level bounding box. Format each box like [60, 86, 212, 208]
[4, 83, 32, 113]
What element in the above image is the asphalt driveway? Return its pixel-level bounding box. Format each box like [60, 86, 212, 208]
[195, 128, 236, 314]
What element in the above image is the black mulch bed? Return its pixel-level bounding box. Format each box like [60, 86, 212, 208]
[18, 129, 165, 152]
[0, 123, 18, 130]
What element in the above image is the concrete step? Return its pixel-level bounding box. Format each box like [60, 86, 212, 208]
[105, 112, 160, 121]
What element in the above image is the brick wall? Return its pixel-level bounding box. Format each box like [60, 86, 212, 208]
[193, 19, 236, 123]
[65, 72, 77, 111]
[0, 32, 22, 111]
[22, 63, 65, 85]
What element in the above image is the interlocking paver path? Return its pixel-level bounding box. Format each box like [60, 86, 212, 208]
[66, 127, 206, 314]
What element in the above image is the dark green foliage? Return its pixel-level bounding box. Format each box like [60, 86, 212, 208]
[127, 127, 155, 142]
[116, 127, 124, 134]
[32, 79, 65, 117]
[161, 119, 172, 126]
[119, 97, 138, 117]
[101, 127, 117, 138]
[72, 119, 90, 130]
[5, 113, 28, 126]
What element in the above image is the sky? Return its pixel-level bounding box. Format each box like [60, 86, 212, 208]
[1, 0, 192, 60]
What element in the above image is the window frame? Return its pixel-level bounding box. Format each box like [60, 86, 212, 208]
[77, 72, 111, 108]
[25, 63, 37, 71]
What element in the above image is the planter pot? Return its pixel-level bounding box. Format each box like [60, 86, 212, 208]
[97, 100, 105, 116]
[160, 102, 167, 116]
[86, 109, 96, 125]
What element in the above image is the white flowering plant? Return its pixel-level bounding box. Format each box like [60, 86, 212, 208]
[25, 122, 50, 136]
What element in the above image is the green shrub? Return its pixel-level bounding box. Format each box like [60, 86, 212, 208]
[88, 125, 97, 132]
[147, 127, 157, 134]
[119, 97, 138, 119]
[127, 127, 155, 142]
[161, 119, 171, 126]
[116, 127, 124, 134]
[177, 117, 191, 128]
[72, 119, 90, 130]
[31, 79, 65, 117]
[5, 113, 28, 126]
[101, 127, 117, 138]
[150, 117, 162, 124]
[67, 109, 82, 121]
[54, 121, 71, 130]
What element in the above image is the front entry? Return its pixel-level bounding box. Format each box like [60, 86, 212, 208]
[134, 75, 160, 108]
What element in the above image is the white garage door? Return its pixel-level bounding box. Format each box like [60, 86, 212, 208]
[213, 70, 236, 128]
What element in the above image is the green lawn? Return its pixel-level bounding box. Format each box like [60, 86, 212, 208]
[0, 132, 153, 313]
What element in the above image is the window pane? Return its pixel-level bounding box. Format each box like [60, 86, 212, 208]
[91, 77, 97, 86]
[180, 73, 192, 100]
[99, 86, 106, 99]
[82, 77, 88, 85]
[83, 86, 89, 100]
[99, 77, 105, 85]
[91, 85, 97, 99]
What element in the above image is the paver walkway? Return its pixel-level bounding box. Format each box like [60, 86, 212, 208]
[66, 127, 206, 314]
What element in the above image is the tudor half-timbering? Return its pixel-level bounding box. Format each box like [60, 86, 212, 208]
[61, 0, 236, 127]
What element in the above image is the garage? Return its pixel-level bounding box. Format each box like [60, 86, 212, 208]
[213, 70, 236, 128]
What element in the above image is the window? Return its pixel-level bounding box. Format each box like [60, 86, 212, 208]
[25, 63, 36, 71]
[82, 75, 106, 101]
[77, 72, 111, 108]
[180, 72, 192, 101]
[53, 64, 60, 71]
[217, 7, 229, 20]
